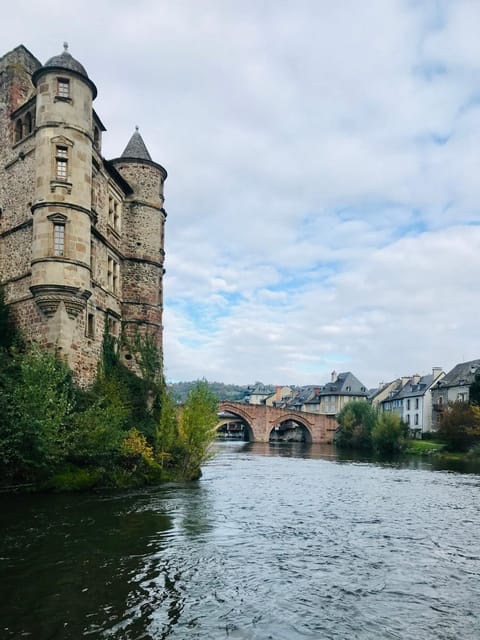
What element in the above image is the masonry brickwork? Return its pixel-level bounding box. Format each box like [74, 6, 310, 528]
[0, 44, 167, 385]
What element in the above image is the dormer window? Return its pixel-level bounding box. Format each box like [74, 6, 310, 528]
[57, 78, 70, 99]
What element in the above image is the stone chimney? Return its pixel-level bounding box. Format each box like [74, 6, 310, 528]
[432, 367, 443, 380]
[276, 386, 282, 400]
[412, 374, 421, 384]
[331, 370, 337, 383]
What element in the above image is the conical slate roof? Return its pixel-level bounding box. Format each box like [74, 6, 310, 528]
[44, 42, 89, 79]
[121, 127, 152, 161]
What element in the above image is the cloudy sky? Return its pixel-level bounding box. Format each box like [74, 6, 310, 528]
[3, 1, 480, 387]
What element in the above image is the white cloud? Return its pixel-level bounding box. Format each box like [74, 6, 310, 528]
[2, 0, 480, 386]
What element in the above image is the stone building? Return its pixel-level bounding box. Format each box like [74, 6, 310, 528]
[0, 44, 167, 384]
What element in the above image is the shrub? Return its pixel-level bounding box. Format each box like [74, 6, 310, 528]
[372, 412, 406, 454]
[438, 401, 480, 452]
[175, 380, 218, 479]
[335, 401, 377, 449]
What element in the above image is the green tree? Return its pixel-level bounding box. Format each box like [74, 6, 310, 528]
[176, 380, 218, 479]
[67, 375, 129, 466]
[0, 345, 74, 482]
[155, 382, 179, 468]
[438, 401, 480, 452]
[372, 412, 406, 454]
[335, 401, 377, 450]
[0, 287, 21, 351]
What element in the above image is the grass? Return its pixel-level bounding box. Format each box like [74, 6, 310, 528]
[405, 440, 446, 456]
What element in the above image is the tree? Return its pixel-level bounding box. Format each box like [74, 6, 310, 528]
[438, 401, 480, 452]
[155, 382, 179, 468]
[335, 401, 377, 449]
[372, 412, 406, 454]
[0, 345, 74, 482]
[176, 380, 218, 479]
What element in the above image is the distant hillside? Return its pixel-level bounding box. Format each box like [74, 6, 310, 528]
[167, 381, 252, 404]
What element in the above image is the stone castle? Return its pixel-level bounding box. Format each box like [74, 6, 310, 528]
[0, 44, 167, 385]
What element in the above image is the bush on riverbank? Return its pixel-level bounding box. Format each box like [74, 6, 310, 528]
[336, 402, 407, 454]
[0, 292, 218, 490]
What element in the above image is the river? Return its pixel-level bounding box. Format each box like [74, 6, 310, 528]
[1, 442, 480, 639]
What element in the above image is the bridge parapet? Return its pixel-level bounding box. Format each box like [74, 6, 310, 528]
[218, 402, 338, 443]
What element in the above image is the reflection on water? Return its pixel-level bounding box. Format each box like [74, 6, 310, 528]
[1, 444, 480, 639]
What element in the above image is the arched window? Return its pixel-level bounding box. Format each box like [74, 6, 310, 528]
[15, 119, 23, 143]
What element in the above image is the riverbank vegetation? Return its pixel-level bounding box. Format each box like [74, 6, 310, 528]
[336, 398, 480, 460]
[0, 292, 218, 491]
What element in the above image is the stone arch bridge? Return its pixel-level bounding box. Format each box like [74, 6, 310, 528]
[218, 402, 338, 443]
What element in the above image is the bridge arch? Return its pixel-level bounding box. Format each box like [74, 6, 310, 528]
[217, 402, 255, 441]
[269, 412, 313, 443]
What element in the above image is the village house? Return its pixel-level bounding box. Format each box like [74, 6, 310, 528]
[379, 368, 444, 437]
[431, 359, 480, 429]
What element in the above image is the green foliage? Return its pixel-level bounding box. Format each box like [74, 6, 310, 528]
[66, 375, 129, 466]
[372, 412, 407, 454]
[155, 382, 179, 467]
[335, 401, 377, 449]
[0, 287, 22, 351]
[176, 380, 219, 479]
[130, 331, 162, 383]
[0, 345, 74, 482]
[469, 373, 480, 405]
[438, 401, 480, 452]
[48, 466, 102, 491]
[0, 314, 218, 490]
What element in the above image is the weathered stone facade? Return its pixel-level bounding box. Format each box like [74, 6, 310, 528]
[0, 44, 167, 385]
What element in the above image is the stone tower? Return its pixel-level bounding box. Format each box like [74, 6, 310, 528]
[30, 44, 95, 355]
[0, 44, 167, 385]
[111, 128, 167, 362]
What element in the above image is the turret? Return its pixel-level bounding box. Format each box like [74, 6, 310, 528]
[29, 43, 95, 352]
[110, 128, 167, 358]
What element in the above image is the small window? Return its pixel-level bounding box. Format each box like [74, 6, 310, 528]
[55, 145, 68, 180]
[415, 398, 419, 410]
[107, 256, 120, 294]
[107, 317, 119, 337]
[108, 195, 121, 232]
[93, 126, 100, 149]
[407, 399, 410, 410]
[414, 414, 419, 425]
[53, 224, 65, 256]
[86, 312, 95, 338]
[406, 414, 410, 425]
[57, 78, 70, 99]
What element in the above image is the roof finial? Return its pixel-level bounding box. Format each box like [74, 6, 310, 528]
[135, 125, 139, 132]
[63, 41, 69, 52]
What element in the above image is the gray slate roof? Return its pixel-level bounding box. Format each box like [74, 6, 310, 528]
[394, 374, 435, 399]
[44, 43, 89, 79]
[121, 128, 152, 161]
[318, 371, 368, 397]
[434, 359, 480, 389]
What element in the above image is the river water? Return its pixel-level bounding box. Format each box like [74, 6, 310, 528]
[1, 442, 480, 639]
